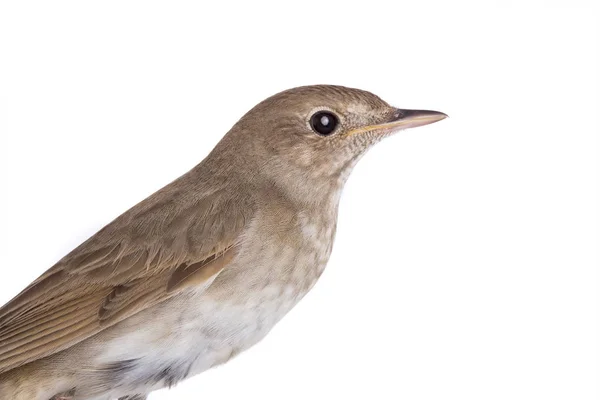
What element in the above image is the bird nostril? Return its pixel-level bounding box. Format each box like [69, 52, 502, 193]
[393, 109, 405, 120]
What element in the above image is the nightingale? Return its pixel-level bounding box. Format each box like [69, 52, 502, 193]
[0, 85, 446, 400]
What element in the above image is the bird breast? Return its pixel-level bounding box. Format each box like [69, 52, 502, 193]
[87, 205, 338, 394]
[202, 205, 338, 339]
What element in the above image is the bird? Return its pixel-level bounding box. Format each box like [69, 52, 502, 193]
[0, 85, 446, 400]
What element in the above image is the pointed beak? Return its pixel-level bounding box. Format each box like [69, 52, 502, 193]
[387, 109, 448, 129]
[345, 109, 447, 137]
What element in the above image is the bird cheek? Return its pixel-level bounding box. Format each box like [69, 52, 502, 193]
[291, 148, 313, 167]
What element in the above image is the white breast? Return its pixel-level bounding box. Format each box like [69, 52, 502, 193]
[90, 206, 337, 397]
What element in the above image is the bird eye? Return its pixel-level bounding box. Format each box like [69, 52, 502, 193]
[310, 111, 339, 136]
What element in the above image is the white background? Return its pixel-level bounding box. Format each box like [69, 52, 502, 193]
[0, 1, 598, 399]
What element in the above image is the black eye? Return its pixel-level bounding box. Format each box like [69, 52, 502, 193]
[310, 111, 339, 136]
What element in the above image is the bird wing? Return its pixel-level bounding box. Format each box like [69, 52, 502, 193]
[0, 175, 251, 373]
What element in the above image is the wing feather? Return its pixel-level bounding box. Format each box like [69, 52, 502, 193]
[0, 173, 251, 373]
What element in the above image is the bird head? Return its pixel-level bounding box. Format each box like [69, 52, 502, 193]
[213, 85, 447, 203]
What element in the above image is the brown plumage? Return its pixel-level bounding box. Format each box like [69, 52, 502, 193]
[0, 177, 247, 373]
[0, 85, 446, 400]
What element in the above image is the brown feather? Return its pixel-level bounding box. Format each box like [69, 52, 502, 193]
[167, 245, 237, 293]
[0, 295, 104, 342]
[0, 269, 68, 325]
[0, 173, 252, 373]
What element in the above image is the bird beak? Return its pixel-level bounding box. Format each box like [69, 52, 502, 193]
[345, 109, 448, 137]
